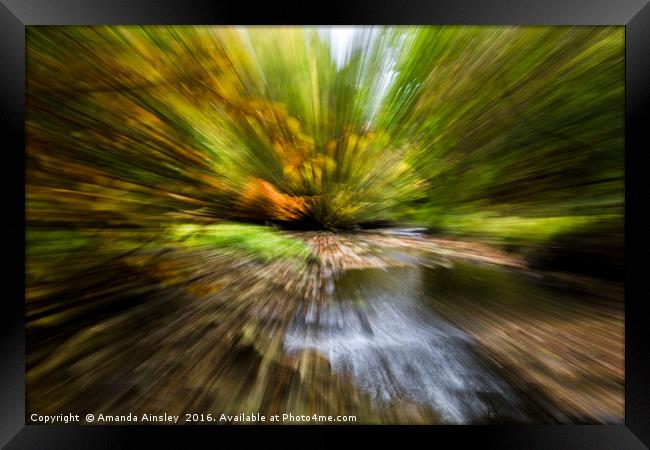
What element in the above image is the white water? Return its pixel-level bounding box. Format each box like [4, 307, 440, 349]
[284, 267, 526, 423]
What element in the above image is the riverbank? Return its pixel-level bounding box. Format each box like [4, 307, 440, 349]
[26, 229, 623, 424]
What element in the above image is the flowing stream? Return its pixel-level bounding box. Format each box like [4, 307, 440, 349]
[285, 265, 532, 423]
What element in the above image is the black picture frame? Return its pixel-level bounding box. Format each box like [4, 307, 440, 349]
[2, 1, 648, 448]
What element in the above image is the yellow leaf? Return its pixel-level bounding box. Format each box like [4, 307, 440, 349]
[286, 116, 301, 134]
